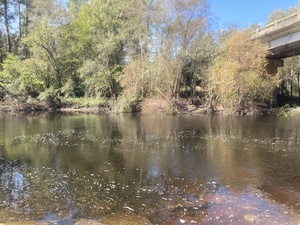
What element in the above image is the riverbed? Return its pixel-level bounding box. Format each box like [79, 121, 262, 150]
[0, 113, 300, 224]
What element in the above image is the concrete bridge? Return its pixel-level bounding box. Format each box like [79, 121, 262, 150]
[252, 11, 300, 73]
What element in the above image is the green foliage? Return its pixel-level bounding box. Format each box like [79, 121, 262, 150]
[277, 104, 292, 117]
[38, 88, 62, 108]
[0, 54, 44, 96]
[74, 0, 128, 98]
[0, 54, 20, 80]
[61, 76, 85, 98]
[19, 73, 44, 97]
[60, 96, 105, 108]
[0, 0, 215, 111]
[0, 0, 292, 113]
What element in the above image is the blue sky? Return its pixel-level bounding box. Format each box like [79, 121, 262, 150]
[210, 0, 300, 28]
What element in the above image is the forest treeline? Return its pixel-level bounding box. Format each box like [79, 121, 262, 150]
[0, 0, 299, 113]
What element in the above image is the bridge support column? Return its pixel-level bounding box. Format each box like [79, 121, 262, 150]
[266, 59, 284, 74]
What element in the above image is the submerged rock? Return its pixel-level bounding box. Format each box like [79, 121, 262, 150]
[243, 214, 258, 223]
[39, 212, 73, 225]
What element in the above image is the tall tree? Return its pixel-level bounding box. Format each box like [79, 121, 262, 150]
[209, 29, 278, 113]
[122, 0, 213, 100]
[2, 0, 12, 52]
[75, 0, 132, 98]
[13, 0, 32, 41]
[25, 0, 67, 87]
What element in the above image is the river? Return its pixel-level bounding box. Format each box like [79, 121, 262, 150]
[0, 113, 300, 224]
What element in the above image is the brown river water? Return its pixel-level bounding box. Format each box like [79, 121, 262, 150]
[0, 113, 300, 224]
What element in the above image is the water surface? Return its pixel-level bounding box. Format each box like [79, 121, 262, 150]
[0, 113, 300, 224]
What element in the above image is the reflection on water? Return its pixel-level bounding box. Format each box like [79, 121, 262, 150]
[0, 113, 300, 224]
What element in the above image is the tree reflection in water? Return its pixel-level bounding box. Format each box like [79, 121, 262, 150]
[0, 114, 299, 224]
[0, 159, 30, 219]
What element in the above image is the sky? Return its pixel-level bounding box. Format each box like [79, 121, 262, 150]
[210, 0, 300, 28]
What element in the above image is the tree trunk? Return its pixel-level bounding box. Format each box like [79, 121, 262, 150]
[24, 0, 30, 38]
[3, 0, 12, 52]
[0, 30, 3, 63]
[18, 0, 22, 42]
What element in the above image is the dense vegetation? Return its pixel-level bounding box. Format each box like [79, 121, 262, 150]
[0, 0, 297, 114]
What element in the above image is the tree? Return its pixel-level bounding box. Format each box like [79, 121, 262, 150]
[2, 0, 12, 52]
[267, 3, 300, 24]
[0, 0, 31, 56]
[25, 0, 71, 88]
[14, 0, 32, 56]
[160, 0, 211, 97]
[121, 0, 213, 101]
[209, 29, 278, 113]
[0, 0, 216, 110]
[75, 0, 131, 98]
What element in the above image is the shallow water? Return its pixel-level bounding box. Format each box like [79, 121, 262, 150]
[0, 113, 300, 224]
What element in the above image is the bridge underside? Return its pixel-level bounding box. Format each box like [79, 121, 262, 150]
[267, 39, 300, 59]
[256, 19, 300, 60]
[261, 29, 300, 73]
[252, 13, 300, 77]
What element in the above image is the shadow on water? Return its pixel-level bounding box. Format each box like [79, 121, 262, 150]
[0, 113, 300, 224]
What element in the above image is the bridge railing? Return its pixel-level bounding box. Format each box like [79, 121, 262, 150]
[252, 11, 300, 37]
